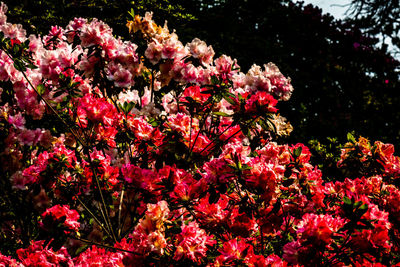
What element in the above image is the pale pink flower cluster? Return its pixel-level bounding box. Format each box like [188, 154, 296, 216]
[39, 43, 81, 81]
[0, 3, 26, 42]
[185, 38, 215, 66]
[231, 63, 293, 101]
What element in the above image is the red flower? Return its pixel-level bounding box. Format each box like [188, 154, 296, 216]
[41, 205, 80, 232]
[16, 240, 72, 267]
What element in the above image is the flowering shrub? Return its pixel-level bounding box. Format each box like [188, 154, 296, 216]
[0, 2, 399, 266]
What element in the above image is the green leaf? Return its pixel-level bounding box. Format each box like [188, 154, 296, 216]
[212, 111, 230, 117]
[347, 132, 356, 143]
[343, 196, 352, 206]
[128, 8, 135, 18]
[53, 90, 65, 98]
[293, 147, 302, 157]
[13, 61, 26, 72]
[27, 63, 38, 69]
[75, 244, 88, 255]
[223, 94, 236, 105]
[36, 84, 45, 95]
[210, 75, 219, 85]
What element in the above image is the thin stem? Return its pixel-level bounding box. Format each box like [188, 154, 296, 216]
[87, 152, 117, 242]
[117, 188, 125, 238]
[196, 118, 238, 157]
[119, 190, 133, 238]
[76, 196, 112, 237]
[150, 70, 155, 103]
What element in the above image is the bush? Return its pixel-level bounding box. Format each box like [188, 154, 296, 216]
[0, 3, 399, 266]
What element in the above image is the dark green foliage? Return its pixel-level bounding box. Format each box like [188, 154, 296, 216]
[6, 0, 194, 38]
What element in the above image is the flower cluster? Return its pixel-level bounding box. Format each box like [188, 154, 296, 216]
[40, 204, 80, 233]
[0, 3, 399, 266]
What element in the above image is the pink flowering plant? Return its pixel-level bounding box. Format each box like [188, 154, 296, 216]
[0, 2, 399, 266]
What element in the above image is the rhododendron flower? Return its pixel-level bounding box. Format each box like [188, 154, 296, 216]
[215, 238, 253, 265]
[107, 63, 134, 88]
[194, 194, 230, 229]
[121, 164, 160, 191]
[296, 213, 345, 246]
[165, 112, 199, 138]
[215, 55, 239, 80]
[77, 94, 117, 126]
[181, 85, 211, 105]
[173, 221, 216, 263]
[16, 240, 73, 266]
[244, 91, 278, 114]
[146, 200, 170, 223]
[245, 156, 285, 201]
[0, 253, 22, 267]
[282, 240, 301, 265]
[202, 156, 234, 184]
[41, 205, 80, 232]
[186, 38, 215, 65]
[227, 208, 258, 237]
[122, 201, 170, 257]
[128, 117, 155, 141]
[145, 40, 162, 64]
[349, 202, 392, 251]
[8, 113, 25, 129]
[73, 245, 124, 266]
[1, 22, 26, 42]
[80, 19, 112, 47]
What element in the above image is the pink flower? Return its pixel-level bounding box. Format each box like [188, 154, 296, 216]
[1, 22, 26, 42]
[161, 37, 184, 60]
[128, 117, 155, 141]
[165, 112, 199, 139]
[181, 63, 199, 83]
[107, 63, 133, 87]
[0, 252, 22, 267]
[282, 240, 301, 265]
[161, 92, 178, 113]
[8, 113, 25, 129]
[185, 38, 215, 65]
[77, 94, 117, 126]
[145, 40, 162, 64]
[214, 55, 239, 80]
[0, 2, 8, 26]
[80, 19, 112, 47]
